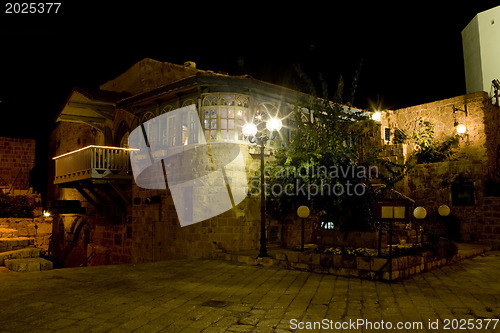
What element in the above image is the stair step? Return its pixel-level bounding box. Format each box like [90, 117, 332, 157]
[0, 248, 41, 265]
[4, 258, 53, 272]
[0, 237, 35, 252]
[0, 228, 19, 238]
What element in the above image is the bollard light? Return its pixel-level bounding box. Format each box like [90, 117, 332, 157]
[438, 205, 450, 217]
[413, 206, 427, 220]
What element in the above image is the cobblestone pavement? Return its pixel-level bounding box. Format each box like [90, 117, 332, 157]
[0, 251, 499, 333]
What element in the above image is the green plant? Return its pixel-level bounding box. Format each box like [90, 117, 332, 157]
[263, 65, 410, 232]
[412, 118, 459, 163]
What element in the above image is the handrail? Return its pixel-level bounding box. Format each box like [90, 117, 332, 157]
[80, 251, 96, 267]
[54, 146, 135, 184]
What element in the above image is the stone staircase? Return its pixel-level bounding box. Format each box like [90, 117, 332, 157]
[0, 227, 53, 272]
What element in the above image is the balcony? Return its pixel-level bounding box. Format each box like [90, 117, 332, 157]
[53, 146, 134, 185]
[53, 146, 135, 215]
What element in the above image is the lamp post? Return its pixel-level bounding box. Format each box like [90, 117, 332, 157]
[413, 206, 427, 246]
[297, 205, 310, 251]
[242, 117, 282, 258]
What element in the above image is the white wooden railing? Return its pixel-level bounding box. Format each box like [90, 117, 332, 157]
[53, 146, 134, 184]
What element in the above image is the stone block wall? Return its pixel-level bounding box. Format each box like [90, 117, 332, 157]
[126, 143, 264, 263]
[0, 217, 53, 252]
[382, 92, 494, 162]
[477, 197, 500, 248]
[0, 137, 36, 191]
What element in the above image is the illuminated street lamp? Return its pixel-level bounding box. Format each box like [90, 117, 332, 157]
[244, 117, 282, 258]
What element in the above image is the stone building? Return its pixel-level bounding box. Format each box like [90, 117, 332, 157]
[48, 58, 317, 266]
[48, 50, 500, 268]
[0, 137, 36, 193]
[375, 91, 500, 247]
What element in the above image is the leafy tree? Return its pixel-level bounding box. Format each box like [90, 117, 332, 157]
[262, 65, 410, 231]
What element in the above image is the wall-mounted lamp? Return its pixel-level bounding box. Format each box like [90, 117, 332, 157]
[452, 105, 467, 126]
[456, 124, 467, 134]
[371, 111, 382, 122]
[452, 104, 467, 117]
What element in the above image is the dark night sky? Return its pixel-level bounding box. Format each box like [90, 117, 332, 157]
[1, 1, 499, 193]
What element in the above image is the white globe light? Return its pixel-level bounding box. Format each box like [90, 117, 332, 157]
[456, 124, 467, 134]
[242, 123, 257, 137]
[438, 205, 450, 217]
[372, 111, 382, 121]
[413, 206, 427, 220]
[266, 117, 282, 132]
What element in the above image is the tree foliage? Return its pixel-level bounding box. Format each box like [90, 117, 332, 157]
[263, 65, 410, 231]
[412, 118, 459, 164]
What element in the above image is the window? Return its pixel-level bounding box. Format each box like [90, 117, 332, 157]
[384, 127, 391, 142]
[320, 221, 335, 230]
[201, 93, 250, 141]
[166, 115, 177, 146]
[141, 112, 156, 145]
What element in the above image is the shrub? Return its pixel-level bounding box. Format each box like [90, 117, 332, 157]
[0, 194, 36, 218]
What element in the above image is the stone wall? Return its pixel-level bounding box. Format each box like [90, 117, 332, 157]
[381, 92, 495, 163]
[0, 137, 36, 191]
[128, 143, 263, 263]
[0, 217, 53, 252]
[477, 197, 500, 248]
[376, 92, 500, 246]
[404, 160, 500, 248]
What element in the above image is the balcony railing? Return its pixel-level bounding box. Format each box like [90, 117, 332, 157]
[53, 146, 135, 184]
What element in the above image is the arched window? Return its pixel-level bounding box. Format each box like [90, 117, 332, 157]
[115, 121, 130, 148]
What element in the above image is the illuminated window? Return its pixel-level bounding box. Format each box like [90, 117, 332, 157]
[201, 93, 250, 141]
[384, 127, 391, 142]
[166, 115, 177, 146]
[320, 221, 335, 230]
[141, 112, 157, 145]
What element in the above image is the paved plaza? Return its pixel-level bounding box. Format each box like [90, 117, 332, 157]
[0, 251, 499, 333]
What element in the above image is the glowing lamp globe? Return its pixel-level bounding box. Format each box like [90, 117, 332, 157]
[456, 124, 467, 134]
[372, 111, 382, 121]
[438, 205, 450, 217]
[266, 117, 282, 132]
[242, 123, 257, 137]
[413, 206, 427, 220]
[297, 205, 310, 218]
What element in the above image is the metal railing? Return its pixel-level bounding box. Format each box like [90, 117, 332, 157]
[53, 145, 134, 184]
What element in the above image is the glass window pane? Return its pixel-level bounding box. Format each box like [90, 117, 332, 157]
[228, 109, 234, 118]
[228, 119, 234, 129]
[221, 108, 227, 118]
[220, 130, 227, 139]
[221, 119, 227, 129]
